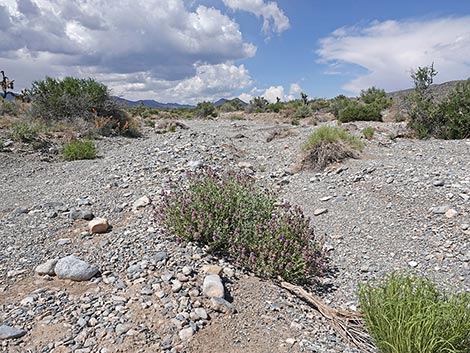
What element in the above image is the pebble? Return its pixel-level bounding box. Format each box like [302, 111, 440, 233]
[54, 255, 99, 281]
[433, 179, 445, 187]
[210, 297, 237, 314]
[194, 308, 208, 320]
[179, 327, 194, 340]
[115, 324, 131, 336]
[408, 261, 418, 268]
[203, 275, 225, 298]
[202, 265, 222, 275]
[132, 196, 151, 211]
[445, 209, 458, 218]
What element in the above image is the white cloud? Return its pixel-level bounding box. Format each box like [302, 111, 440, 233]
[262, 85, 284, 103]
[317, 17, 470, 94]
[239, 83, 300, 103]
[223, 0, 289, 36]
[289, 83, 301, 95]
[0, 0, 257, 102]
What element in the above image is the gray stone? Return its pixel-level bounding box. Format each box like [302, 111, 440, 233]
[313, 208, 328, 216]
[432, 205, 451, 214]
[210, 297, 237, 314]
[115, 324, 131, 336]
[186, 160, 204, 170]
[203, 275, 224, 298]
[152, 251, 169, 262]
[445, 209, 458, 218]
[194, 308, 208, 320]
[0, 325, 27, 339]
[55, 255, 99, 281]
[132, 196, 151, 211]
[433, 179, 445, 187]
[12, 206, 29, 216]
[179, 327, 194, 340]
[35, 258, 58, 276]
[57, 238, 72, 246]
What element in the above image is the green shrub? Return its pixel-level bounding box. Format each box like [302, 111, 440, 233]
[291, 118, 300, 125]
[300, 126, 363, 170]
[0, 98, 20, 116]
[363, 127, 375, 140]
[309, 98, 330, 112]
[30, 76, 136, 137]
[267, 101, 282, 113]
[247, 96, 269, 113]
[195, 101, 216, 118]
[329, 95, 352, 117]
[293, 104, 311, 119]
[10, 120, 46, 141]
[62, 140, 97, 161]
[157, 168, 325, 284]
[360, 86, 392, 111]
[359, 273, 470, 353]
[339, 101, 382, 122]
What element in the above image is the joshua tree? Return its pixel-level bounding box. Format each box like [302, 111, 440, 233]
[301, 92, 308, 105]
[1, 70, 15, 99]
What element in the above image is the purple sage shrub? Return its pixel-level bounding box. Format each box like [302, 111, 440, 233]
[157, 167, 325, 284]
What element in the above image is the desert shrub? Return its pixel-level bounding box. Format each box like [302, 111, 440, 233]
[62, 140, 97, 161]
[10, 120, 47, 141]
[294, 104, 311, 119]
[30, 76, 135, 136]
[339, 101, 382, 122]
[0, 98, 20, 116]
[329, 95, 353, 117]
[157, 168, 325, 284]
[300, 126, 363, 170]
[363, 127, 375, 140]
[359, 273, 470, 353]
[291, 118, 300, 125]
[429, 80, 470, 139]
[247, 96, 269, 113]
[267, 101, 282, 113]
[309, 98, 330, 112]
[195, 101, 216, 118]
[360, 86, 392, 111]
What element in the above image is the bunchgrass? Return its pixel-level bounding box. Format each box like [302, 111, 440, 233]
[10, 120, 47, 141]
[300, 126, 364, 170]
[62, 140, 97, 161]
[363, 126, 375, 140]
[157, 167, 325, 284]
[359, 273, 470, 353]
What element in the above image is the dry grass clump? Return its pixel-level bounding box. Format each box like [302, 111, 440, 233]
[299, 126, 363, 171]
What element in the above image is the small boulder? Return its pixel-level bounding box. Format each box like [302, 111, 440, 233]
[210, 297, 237, 314]
[0, 325, 27, 340]
[179, 327, 194, 340]
[132, 196, 151, 211]
[203, 274, 224, 298]
[55, 255, 99, 281]
[88, 218, 109, 233]
[35, 259, 58, 276]
[202, 264, 222, 275]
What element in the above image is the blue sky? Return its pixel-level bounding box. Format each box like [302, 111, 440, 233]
[1, 0, 470, 104]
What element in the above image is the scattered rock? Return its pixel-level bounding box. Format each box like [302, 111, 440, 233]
[132, 196, 151, 211]
[445, 209, 458, 218]
[203, 275, 224, 298]
[179, 327, 194, 341]
[69, 208, 94, 220]
[202, 265, 222, 275]
[12, 206, 29, 216]
[313, 208, 328, 216]
[433, 179, 445, 187]
[408, 261, 418, 268]
[0, 325, 27, 340]
[115, 324, 131, 336]
[432, 205, 451, 214]
[35, 258, 58, 276]
[54, 255, 99, 281]
[210, 297, 237, 314]
[88, 217, 109, 233]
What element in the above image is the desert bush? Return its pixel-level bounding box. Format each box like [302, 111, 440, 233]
[30, 76, 136, 137]
[359, 273, 470, 353]
[0, 98, 20, 116]
[195, 101, 216, 118]
[309, 98, 330, 112]
[362, 127, 375, 140]
[157, 168, 325, 284]
[360, 87, 392, 111]
[267, 101, 282, 113]
[247, 96, 269, 113]
[294, 104, 311, 119]
[10, 120, 47, 141]
[329, 95, 352, 117]
[300, 126, 363, 170]
[62, 140, 97, 161]
[339, 101, 382, 122]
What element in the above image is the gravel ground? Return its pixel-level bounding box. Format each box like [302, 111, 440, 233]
[0, 118, 469, 353]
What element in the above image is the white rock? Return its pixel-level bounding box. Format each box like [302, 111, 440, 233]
[313, 208, 328, 216]
[445, 209, 458, 218]
[408, 261, 418, 268]
[179, 327, 194, 340]
[203, 275, 224, 298]
[210, 297, 237, 314]
[35, 259, 58, 276]
[88, 218, 109, 233]
[55, 255, 99, 281]
[132, 196, 151, 211]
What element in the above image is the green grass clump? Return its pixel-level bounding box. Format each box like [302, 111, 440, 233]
[359, 273, 470, 353]
[363, 126, 375, 140]
[157, 168, 325, 284]
[62, 140, 97, 161]
[10, 120, 47, 141]
[303, 126, 364, 151]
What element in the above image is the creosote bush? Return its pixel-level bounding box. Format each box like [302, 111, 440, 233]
[339, 101, 382, 123]
[300, 126, 363, 170]
[157, 168, 325, 284]
[62, 140, 97, 161]
[359, 273, 470, 353]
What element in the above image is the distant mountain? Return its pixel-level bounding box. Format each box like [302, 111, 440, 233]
[113, 97, 194, 109]
[213, 97, 248, 107]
